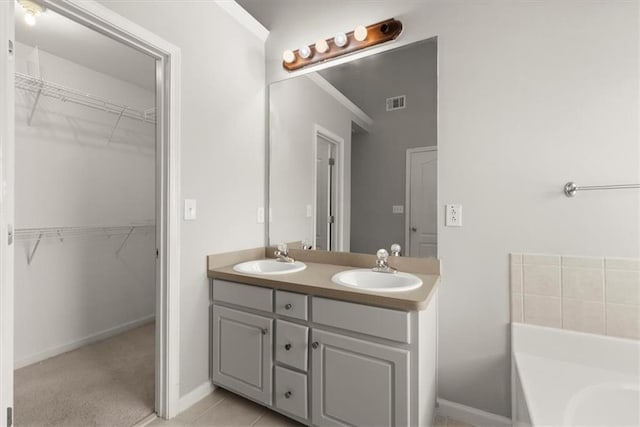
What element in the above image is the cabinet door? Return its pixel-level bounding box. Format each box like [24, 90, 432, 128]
[212, 305, 273, 404]
[311, 329, 409, 427]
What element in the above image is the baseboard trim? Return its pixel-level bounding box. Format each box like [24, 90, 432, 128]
[436, 398, 512, 427]
[15, 314, 155, 369]
[132, 413, 158, 427]
[179, 381, 216, 414]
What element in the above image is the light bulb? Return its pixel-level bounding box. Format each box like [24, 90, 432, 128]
[299, 45, 311, 59]
[334, 32, 348, 48]
[282, 50, 295, 64]
[24, 10, 37, 26]
[354, 25, 368, 42]
[315, 39, 329, 54]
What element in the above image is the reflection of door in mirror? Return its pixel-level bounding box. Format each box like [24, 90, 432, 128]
[406, 147, 437, 257]
[315, 134, 337, 251]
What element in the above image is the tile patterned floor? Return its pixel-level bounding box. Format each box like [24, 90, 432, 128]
[149, 387, 473, 427]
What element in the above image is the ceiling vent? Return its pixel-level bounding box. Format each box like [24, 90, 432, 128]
[386, 95, 406, 112]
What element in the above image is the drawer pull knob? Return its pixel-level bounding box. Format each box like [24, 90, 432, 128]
[284, 343, 292, 351]
[311, 341, 319, 349]
[285, 303, 292, 310]
[261, 328, 268, 335]
[284, 391, 292, 399]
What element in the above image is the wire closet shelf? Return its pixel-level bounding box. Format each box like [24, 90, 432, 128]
[15, 223, 156, 265]
[14, 72, 156, 124]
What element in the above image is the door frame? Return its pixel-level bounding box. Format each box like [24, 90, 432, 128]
[405, 146, 437, 256]
[0, 0, 182, 422]
[0, 2, 15, 425]
[312, 124, 344, 252]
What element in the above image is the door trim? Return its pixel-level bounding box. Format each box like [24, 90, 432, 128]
[312, 125, 345, 252]
[405, 146, 437, 257]
[1, 0, 182, 420]
[0, 2, 15, 425]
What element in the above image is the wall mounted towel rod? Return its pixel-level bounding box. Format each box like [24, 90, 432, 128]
[564, 181, 640, 197]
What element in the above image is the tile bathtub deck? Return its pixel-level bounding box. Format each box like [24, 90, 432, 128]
[149, 387, 473, 427]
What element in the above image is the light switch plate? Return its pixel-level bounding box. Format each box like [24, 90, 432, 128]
[392, 205, 404, 214]
[446, 204, 462, 227]
[184, 199, 197, 221]
[257, 207, 265, 224]
[306, 204, 313, 218]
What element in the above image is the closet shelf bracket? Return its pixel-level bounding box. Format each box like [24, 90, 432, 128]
[115, 226, 135, 256]
[27, 83, 43, 126]
[27, 232, 44, 265]
[107, 107, 127, 143]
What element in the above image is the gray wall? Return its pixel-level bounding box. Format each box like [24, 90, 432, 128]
[321, 41, 437, 254]
[262, 0, 640, 417]
[98, 1, 267, 397]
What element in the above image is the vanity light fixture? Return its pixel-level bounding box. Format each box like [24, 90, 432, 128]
[334, 32, 348, 48]
[19, 0, 45, 26]
[282, 49, 296, 64]
[281, 18, 403, 72]
[353, 25, 368, 42]
[298, 45, 312, 59]
[315, 39, 329, 54]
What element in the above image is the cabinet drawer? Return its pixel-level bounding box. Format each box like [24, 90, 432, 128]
[275, 320, 308, 371]
[275, 290, 308, 320]
[212, 279, 273, 312]
[275, 366, 308, 420]
[312, 297, 410, 343]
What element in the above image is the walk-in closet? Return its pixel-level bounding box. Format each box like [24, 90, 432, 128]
[13, 3, 157, 425]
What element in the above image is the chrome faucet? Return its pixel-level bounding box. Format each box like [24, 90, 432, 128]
[390, 243, 402, 256]
[372, 249, 397, 274]
[274, 243, 295, 263]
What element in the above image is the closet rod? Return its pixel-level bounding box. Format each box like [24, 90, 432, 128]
[14, 72, 156, 125]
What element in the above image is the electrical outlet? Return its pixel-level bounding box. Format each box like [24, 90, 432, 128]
[257, 207, 265, 224]
[446, 204, 462, 227]
[306, 204, 313, 218]
[392, 205, 404, 214]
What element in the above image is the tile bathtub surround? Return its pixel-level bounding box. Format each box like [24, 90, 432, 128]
[511, 253, 640, 340]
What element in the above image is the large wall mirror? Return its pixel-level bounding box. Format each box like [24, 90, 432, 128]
[269, 38, 438, 258]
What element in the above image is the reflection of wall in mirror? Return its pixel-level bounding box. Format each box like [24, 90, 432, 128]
[269, 76, 355, 249]
[320, 40, 438, 255]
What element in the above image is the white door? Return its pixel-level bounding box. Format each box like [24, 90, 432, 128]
[315, 135, 337, 251]
[0, 2, 15, 426]
[406, 148, 437, 257]
[311, 329, 409, 427]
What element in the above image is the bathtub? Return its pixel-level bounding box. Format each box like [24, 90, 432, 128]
[512, 323, 640, 426]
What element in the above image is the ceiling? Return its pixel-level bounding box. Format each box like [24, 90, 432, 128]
[15, 4, 156, 91]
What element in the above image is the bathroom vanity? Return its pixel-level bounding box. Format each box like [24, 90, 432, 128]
[207, 250, 439, 427]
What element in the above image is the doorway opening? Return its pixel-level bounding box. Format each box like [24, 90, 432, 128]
[12, 6, 157, 426]
[1, 0, 181, 424]
[312, 125, 343, 252]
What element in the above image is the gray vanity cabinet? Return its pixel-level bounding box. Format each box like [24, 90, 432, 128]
[311, 329, 409, 427]
[210, 278, 437, 427]
[211, 305, 273, 405]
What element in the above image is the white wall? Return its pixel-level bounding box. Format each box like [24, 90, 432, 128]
[97, 1, 267, 396]
[269, 76, 353, 249]
[263, 0, 640, 417]
[14, 42, 156, 367]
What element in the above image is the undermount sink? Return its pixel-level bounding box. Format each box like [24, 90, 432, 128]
[331, 269, 422, 292]
[233, 259, 307, 275]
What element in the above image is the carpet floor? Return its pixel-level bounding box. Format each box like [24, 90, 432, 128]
[14, 323, 155, 427]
